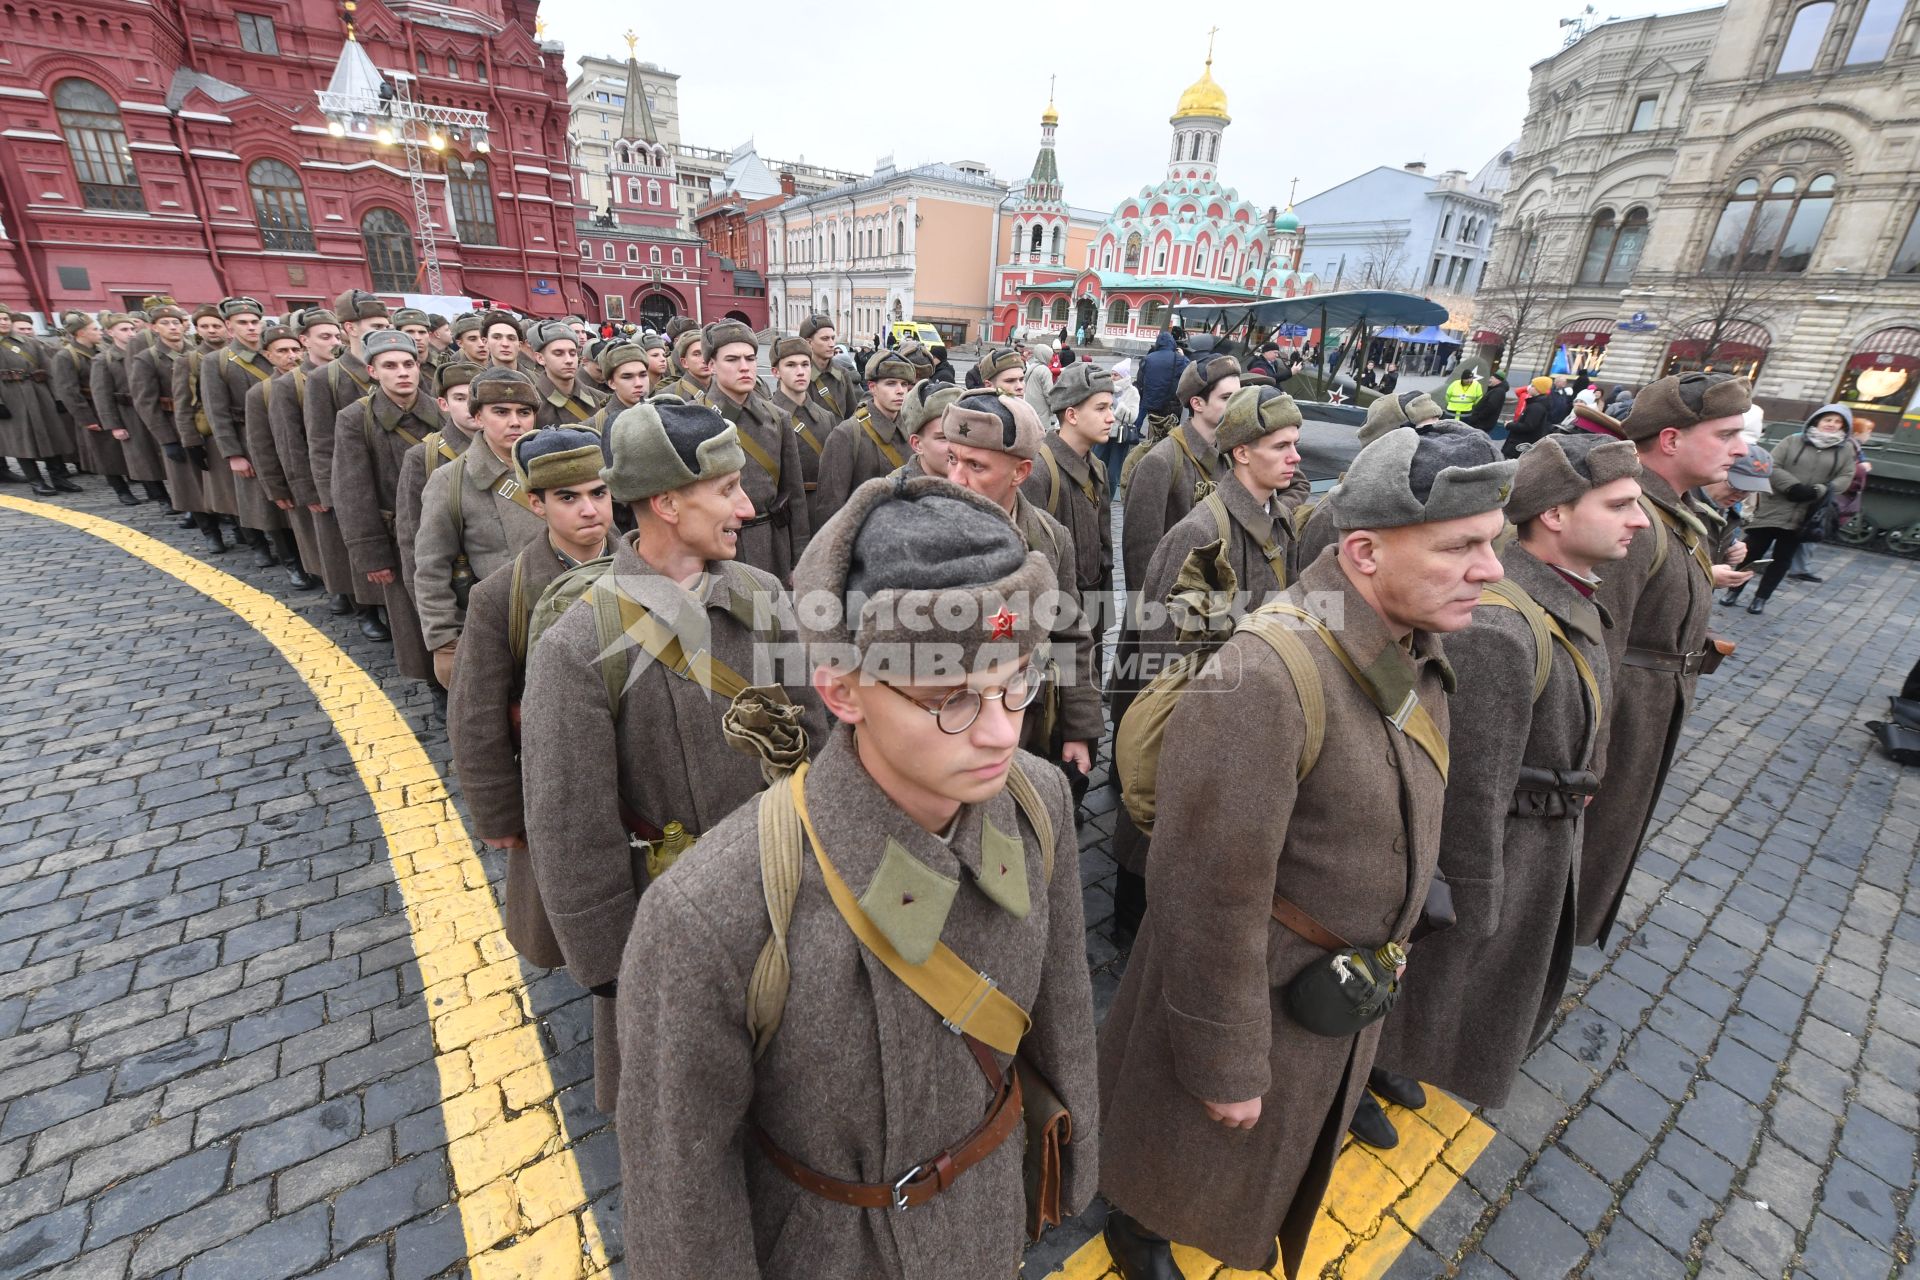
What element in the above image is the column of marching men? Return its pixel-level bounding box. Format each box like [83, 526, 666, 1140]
[1, 291, 1760, 1279]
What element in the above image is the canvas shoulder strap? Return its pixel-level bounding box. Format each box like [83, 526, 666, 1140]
[1255, 601, 1449, 782]
[855, 405, 904, 468]
[589, 579, 754, 717]
[746, 759, 1056, 1061]
[1635, 492, 1714, 581]
[737, 426, 781, 486]
[1204, 492, 1289, 588]
[507, 555, 530, 668]
[1477, 580, 1604, 717]
[1234, 613, 1326, 780]
[791, 406, 825, 457]
[1042, 447, 1062, 517]
[226, 349, 270, 383]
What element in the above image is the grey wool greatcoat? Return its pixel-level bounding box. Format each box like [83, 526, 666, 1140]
[813, 405, 907, 529]
[773, 387, 837, 497]
[0, 332, 66, 461]
[1012, 493, 1105, 754]
[173, 344, 239, 516]
[1119, 423, 1226, 597]
[699, 387, 814, 581]
[614, 728, 1100, 1279]
[332, 391, 443, 681]
[1108, 473, 1297, 877]
[131, 342, 206, 510]
[92, 344, 164, 483]
[1375, 546, 1610, 1109]
[395, 425, 475, 603]
[521, 536, 826, 1113]
[532, 371, 605, 429]
[1291, 498, 1341, 582]
[413, 434, 547, 652]
[447, 536, 616, 969]
[1021, 434, 1116, 637]
[1097, 552, 1451, 1276]
[270, 362, 359, 597]
[808, 356, 860, 425]
[54, 341, 124, 476]
[305, 354, 376, 604]
[1579, 468, 1717, 946]
[203, 344, 287, 531]
[243, 376, 317, 549]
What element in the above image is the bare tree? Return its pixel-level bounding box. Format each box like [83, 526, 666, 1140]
[1355, 230, 1415, 291]
[1477, 235, 1567, 376]
[1672, 268, 1798, 367]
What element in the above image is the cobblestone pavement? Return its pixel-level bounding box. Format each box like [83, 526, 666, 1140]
[1, 484, 1916, 1280]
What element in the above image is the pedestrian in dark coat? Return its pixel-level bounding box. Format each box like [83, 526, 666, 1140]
[1378, 435, 1641, 1109]
[1580, 374, 1754, 946]
[1097, 426, 1514, 1278]
[615, 475, 1097, 1279]
[1133, 329, 1188, 430]
[448, 428, 617, 969]
[522, 397, 825, 1114]
[1462, 372, 1510, 432]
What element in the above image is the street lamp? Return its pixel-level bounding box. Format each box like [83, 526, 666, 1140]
[317, 35, 490, 295]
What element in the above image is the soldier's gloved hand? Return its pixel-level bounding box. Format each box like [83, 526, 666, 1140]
[163, 443, 187, 463]
[1783, 482, 1821, 503]
[188, 446, 211, 471]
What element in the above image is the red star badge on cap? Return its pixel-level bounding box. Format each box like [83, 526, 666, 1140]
[988, 607, 1017, 640]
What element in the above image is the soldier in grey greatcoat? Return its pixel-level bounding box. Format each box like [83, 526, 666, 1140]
[769, 335, 837, 497]
[1578, 374, 1754, 946]
[1026, 362, 1117, 638]
[696, 321, 812, 580]
[1097, 428, 1514, 1280]
[522, 397, 826, 1114]
[172, 307, 240, 524]
[891, 378, 963, 481]
[447, 428, 616, 969]
[92, 313, 168, 505]
[414, 369, 546, 687]
[0, 307, 77, 495]
[393, 363, 480, 648]
[130, 306, 206, 534]
[202, 297, 288, 566]
[1375, 435, 1642, 1133]
[527, 320, 606, 428]
[799, 313, 859, 425]
[812, 350, 915, 527]
[241, 323, 319, 591]
[308, 290, 391, 635]
[332, 330, 443, 681]
[1119, 355, 1238, 594]
[615, 475, 1099, 1279]
[266, 309, 357, 614]
[52, 312, 122, 496]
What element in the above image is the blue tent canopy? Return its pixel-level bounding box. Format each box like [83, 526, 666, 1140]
[1172, 290, 1450, 334]
[1375, 324, 1455, 344]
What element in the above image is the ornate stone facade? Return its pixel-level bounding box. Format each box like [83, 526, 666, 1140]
[1480, 0, 1920, 431]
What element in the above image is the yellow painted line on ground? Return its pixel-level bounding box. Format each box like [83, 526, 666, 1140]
[0, 497, 603, 1279]
[1050, 1092, 1495, 1279]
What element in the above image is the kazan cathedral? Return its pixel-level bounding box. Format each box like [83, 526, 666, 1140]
[994, 49, 1319, 351]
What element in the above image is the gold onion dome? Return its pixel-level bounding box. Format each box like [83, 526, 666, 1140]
[1172, 60, 1229, 123]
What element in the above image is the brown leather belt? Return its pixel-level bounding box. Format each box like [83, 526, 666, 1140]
[1621, 645, 1707, 676]
[1270, 893, 1351, 952]
[754, 1035, 1022, 1210]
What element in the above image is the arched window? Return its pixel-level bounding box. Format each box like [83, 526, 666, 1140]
[1705, 174, 1835, 273]
[1051, 226, 1063, 260]
[1206, 134, 1218, 162]
[627, 245, 640, 263]
[55, 79, 144, 211]
[647, 180, 661, 205]
[1026, 297, 1043, 323]
[628, 178, 642, 203]
[649, 246, 661, 264]
[1153, 240, 1168, 272]
[1893, 203, 1920, 275]
[1140, 299, 1164, 329]
[449, 159, 497, 246]
[360, 208, 417, 292]
[672, 248, 683, 265]
[603, 242, 614, 260]
[1776, 2, 1834, 74]
[1050, 297, 1068, 325]
[1107, 298, 1129, 326]
[248, 159, 313, 252]
[580, 242, 591, 259]
[896, 218, 906, 253]
[1123, 233, 1142, 273]
[1846, 0, 1903, 64]
[1031, 224, 1044, 253]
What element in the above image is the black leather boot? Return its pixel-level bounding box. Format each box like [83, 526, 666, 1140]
[1104, 1210, 1182, 1280]
[109, 474, 141, 506]
[1349, 1092, 1399, 1149]
[176, 515, 196, 529]
[273, 530, 318, 590]
[196, 513, 229, 555]
[1368, 1067, 1427, 1110]
[328, 593, 354, 616]
[0, 460, 24, 484]
[248, 530, 275, 568]
[47, 459, 82, 493]
[358, 607, 391, 641]
[144, 481, 175, 510]
[25, 461, 56, 497]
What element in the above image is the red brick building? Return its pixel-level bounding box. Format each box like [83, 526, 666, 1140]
[0, 0, 583, 320]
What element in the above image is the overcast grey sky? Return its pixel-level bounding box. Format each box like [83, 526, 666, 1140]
[538, 0, 1621, 213]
